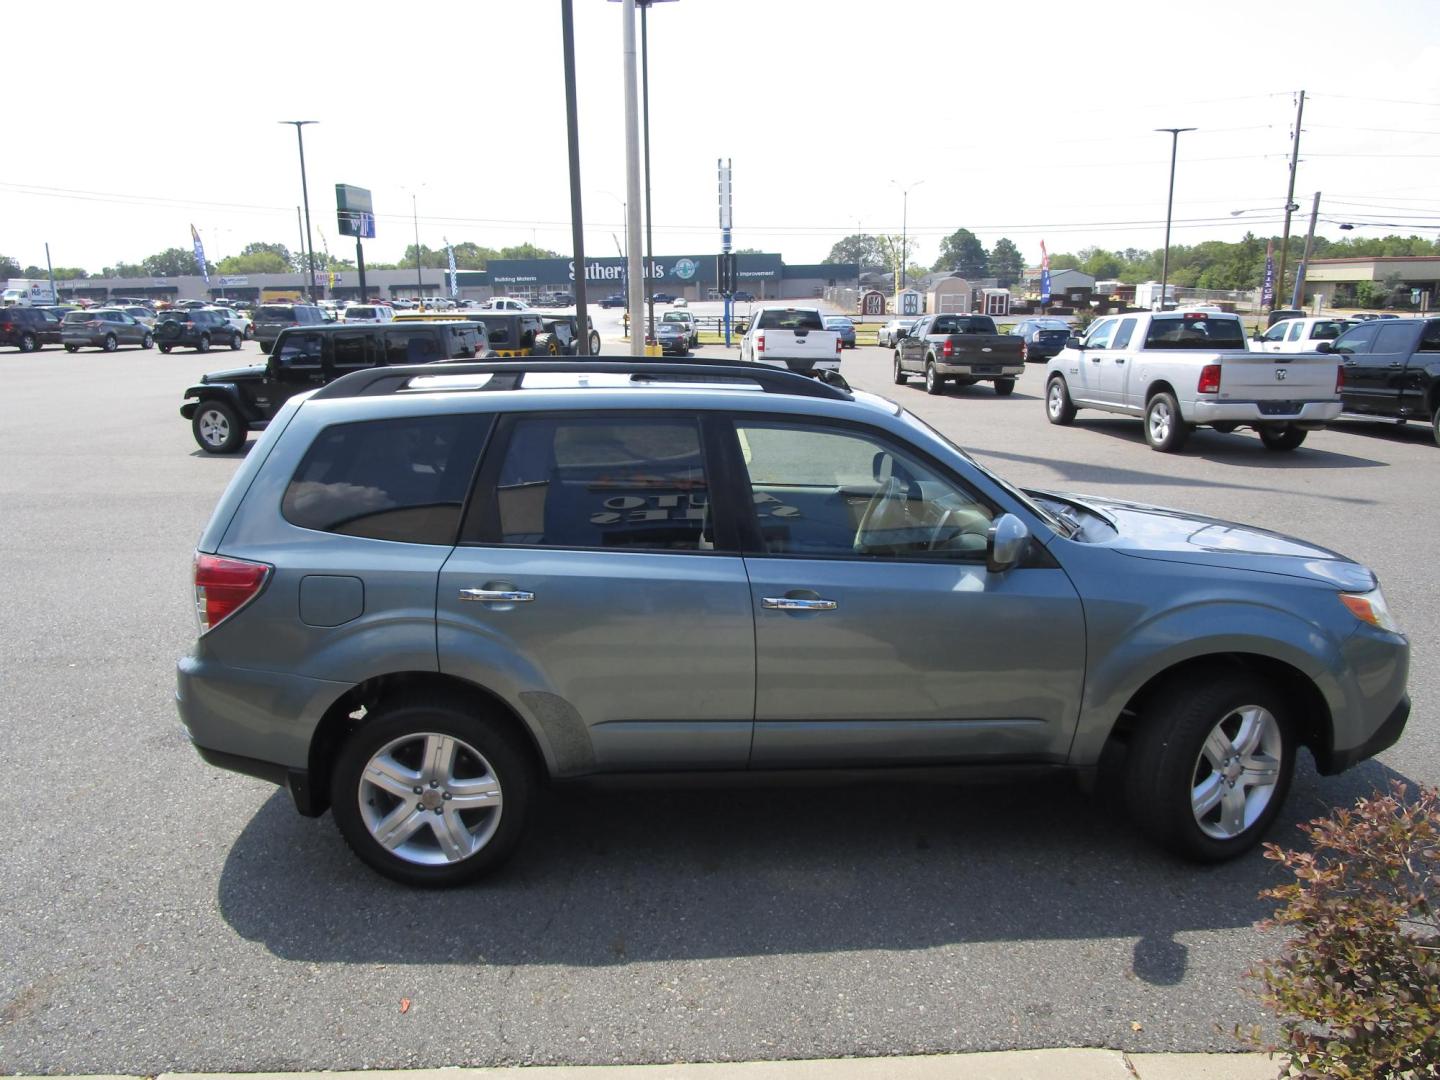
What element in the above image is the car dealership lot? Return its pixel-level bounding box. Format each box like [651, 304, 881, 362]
[0, 341, 1434, 1073]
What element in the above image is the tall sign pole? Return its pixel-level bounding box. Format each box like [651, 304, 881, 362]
[719, 157, 733, 346]
[561, 0, 591, 353]
[336, 184, 375, 303]
[622, 0, 645, 356]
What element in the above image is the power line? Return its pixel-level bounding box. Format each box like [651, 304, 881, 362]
[1310, 92, 1440, 109]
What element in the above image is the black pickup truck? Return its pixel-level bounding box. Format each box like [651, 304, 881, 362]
[1321, 317, 1440, 444]
[181, 321, 485, 453]
[892, 313, 1026, 396]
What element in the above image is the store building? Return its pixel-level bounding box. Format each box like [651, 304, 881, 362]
[1301, 256, 1440, 309]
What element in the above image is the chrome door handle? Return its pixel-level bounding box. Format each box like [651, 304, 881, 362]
[459, 589, 535, 603]
[762, 597, 838, 611]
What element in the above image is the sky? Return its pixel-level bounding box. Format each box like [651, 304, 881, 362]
[3, 0, 1439, 276]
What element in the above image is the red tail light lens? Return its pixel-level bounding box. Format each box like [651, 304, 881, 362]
[1335, 364, 1344, 394]
[194, 553, 271, 634]
[1197, 364, 1221, 394]
[756, 331, 765, 353]
[836, 335, 843, 354]
[943, 339, 955, 358]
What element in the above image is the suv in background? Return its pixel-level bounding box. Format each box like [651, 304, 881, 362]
[177, 358, 1409, 887]
[253, 303, 325, 352]
[154, 308, 242, 353]
[1012, 318, 1072, 363]
[180, 320, 486, 453]
[1, 306, 63, 351]
[61, 308, 153, 352]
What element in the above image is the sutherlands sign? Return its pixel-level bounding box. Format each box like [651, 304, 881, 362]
[488, 254, 782, 286]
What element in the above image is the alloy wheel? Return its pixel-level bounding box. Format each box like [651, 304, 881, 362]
[1190, 705, 1283, 840]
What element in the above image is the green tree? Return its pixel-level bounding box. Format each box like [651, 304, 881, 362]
[1048, 252, 1082, 271]
[825, 234, 886, 268]
[0, 254, 22, 278]
[101, 261, 145, 278]
[141, 247, 213, 277]
[498, 243, 560, 260]
[1077, 247, 1123, 281]
[988, 238, 1023, 286]
[217, 251, 290, 274]
[932, 228, 987, 277]
[19, 264, 89, 279]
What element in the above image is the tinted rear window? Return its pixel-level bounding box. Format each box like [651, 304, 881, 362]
[932, 316, 997, 334]
[63, 311, 92, 323]
[282, 414, 492, 544]
[756, 309, 824, 331]
[255, 306, 295, 320]
[1142, 315, 1246, 349]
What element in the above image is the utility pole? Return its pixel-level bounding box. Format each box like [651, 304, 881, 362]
[44, 243, 56, 305]
[411, 193, 424, 310]
[640, 0, 656, 347]
[295, 206, 307, 295]
[1275, 90, 1306, 311]
[621, 0, 645, 356]
[279, 121, 319, 302]
[1156, 127, 1196, 311]
[561, 0, 591, 353]
[1291, 191, 1321, 311]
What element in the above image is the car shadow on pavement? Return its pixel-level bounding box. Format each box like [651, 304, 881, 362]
[1328, 418, 1437, 448]
[1051, 419, 1388, 470]
[216, 752, 1403, 985]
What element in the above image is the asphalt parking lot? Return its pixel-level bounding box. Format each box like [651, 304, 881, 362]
[0, 338, 1434, 1074]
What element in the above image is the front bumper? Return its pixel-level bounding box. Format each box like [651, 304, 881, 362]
[1317, 623, 1410, 775]
[1189, 399, 1342, 425]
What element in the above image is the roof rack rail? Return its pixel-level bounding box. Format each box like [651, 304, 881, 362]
[310, 358, 853, 402]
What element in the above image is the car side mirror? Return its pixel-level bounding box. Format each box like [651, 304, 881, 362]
[736, 321, 749, 334]
[1067, 335, 1085, 349]
[986, 513, 1030, 574]
[1314, 341, 1333, 354]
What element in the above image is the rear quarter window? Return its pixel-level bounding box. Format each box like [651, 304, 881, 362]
[282, 414, 492, 544]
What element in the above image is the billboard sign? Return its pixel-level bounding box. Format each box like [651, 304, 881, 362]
[336, 184, 376, 238]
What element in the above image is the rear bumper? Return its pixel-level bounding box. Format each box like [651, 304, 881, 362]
[756, 356, 841, 373]
[1189, 399, 1342, 425]
[936, 362, 1024, 378]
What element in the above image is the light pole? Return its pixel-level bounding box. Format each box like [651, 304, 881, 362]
[889, 179, 923, 292]
[620, 0, 644, 356]
[279, 121, 319, 302]
[402, 184, 427, 309]
[1155, 127, 1195, 311]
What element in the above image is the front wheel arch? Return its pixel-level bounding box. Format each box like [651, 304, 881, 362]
[307, 671, 552, 817]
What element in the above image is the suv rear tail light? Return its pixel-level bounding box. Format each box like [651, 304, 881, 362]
[1197, 364, 1221, 394]
[194, 553, 271, 634]
[755, 331, 765, 353]
[942, 339, 955, 358]
[1335, 364, 1344, 394]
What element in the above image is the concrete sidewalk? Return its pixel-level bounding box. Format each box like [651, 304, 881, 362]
[15, 1051, 1283, 1080]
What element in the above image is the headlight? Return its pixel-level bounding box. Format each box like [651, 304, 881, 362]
[1340, 587, 1403, 635]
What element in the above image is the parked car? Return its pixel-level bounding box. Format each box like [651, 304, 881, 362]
[214, 306, 253, 339]
[894, 314, 1025, 395]
[481, 297, 531, 312]
[732, 291, 755, 303]
[824, 315, 857, 348]
[253, 304, 326, 353]
[177, 356, 1411, 887]
[1249, 317, 1356, 354]
[153, 308, 242, 353]
[1012, 318, 1073, 363]
[876, 318, 917, 349]
[393, 310, 596, 358]
[1, 305, 63, 351]
[1320, 317, 1440, 444]
[599, 294, 626, 309]
[673, 297, 689, 308]
[654, 319, 691, 355]
[661, 310, 700, 348]
[341, 304, 396, 324]
[180, 321, 487, 453]
[652, 292, 675, 305]
[61, 309, 153, 352]
[118, 306, 158, 329]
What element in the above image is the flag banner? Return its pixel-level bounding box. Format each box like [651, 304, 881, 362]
[1261, 240, 1276, 308]
[1039, 240, 1051, 304]
[190, 225, 209, 284]
[445, 239, 459, 298]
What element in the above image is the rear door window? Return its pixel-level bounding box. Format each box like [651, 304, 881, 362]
[328, 332, 376, 376]
[1332, 323, 1379, 356]
[383, 329, 443, 364]
[1111, 317, 1138, 350]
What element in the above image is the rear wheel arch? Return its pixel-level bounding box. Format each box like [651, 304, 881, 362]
[1144, 378, 1179, 406]
[307, 671, 552, 816]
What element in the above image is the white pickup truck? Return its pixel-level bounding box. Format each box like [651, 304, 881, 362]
[1044, 310, 1343, 452]
[738, 306, 842, 374]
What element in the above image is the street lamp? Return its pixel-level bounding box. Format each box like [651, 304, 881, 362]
[279, 121, 319, 302]
[889, 179, 924, 292]
[401, 184, 428, 310]
[1155, 127, 1195, 311]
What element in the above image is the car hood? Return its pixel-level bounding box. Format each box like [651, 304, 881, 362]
[1035, 491, 1375, 591]
[201, 364, 266, 383]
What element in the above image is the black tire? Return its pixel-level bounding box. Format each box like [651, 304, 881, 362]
[159, 343, 173, 354]
[588, 330, 601, 355]
[142, 333, 154, 350]
[1144, 391, 1190, 452]
[243, 325, 253, 339]
[191, 398, 245, 454]
[893, 353, 907, 385]
[330, 694, 536, 887]
[197, 333, 211, 354]
[1258, 424, 1306, 451]
[259, 341, 271, 354]
[994, 377, 1016, 396]
[64, 344, 79, 354]
[18, 332, 37, 353]
[229, 333, 241, 351]
[102, 334, 118, 353]
[1046, 376, 1076, 425]
[1431, 404, 1439, 448]
[924, 361, 944, 395]
[1124, 670, 1295, 862]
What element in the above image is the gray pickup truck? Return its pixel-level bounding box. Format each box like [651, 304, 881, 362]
[893, 313, 1026, 395]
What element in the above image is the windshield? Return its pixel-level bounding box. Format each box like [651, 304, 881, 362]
[1142, 314, 1247, 350]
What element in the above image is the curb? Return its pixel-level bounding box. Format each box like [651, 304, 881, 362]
[8, 1051, 1280, 1080]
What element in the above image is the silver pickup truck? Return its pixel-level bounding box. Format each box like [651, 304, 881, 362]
[1045, 310, 1343, 452]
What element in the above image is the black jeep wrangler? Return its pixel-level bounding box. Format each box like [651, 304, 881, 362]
[181, 321, 486, 453]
